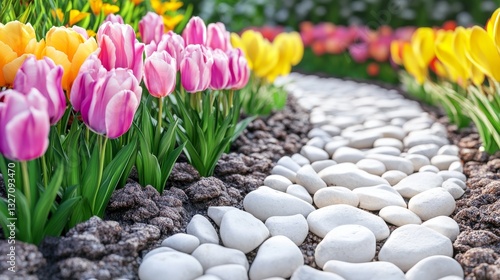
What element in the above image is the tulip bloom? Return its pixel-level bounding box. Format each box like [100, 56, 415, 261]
[207, 23, 232, 51]
[139, 12, 164, 45]
[14, 56, 66, 125]
[349, 43, 370, 63]
[182, 16, 207, 46]
[210, 49, 230, 90]
[180, 45, 213, 92]
[0, 89, 50, 161]
[70, 54, 107, 112]
[144, 51, 177, 98]
[105, 14, 124, 24]
[227, 48, 249, 90]
[146, 31, 185, 70]
[97, 22, 145, 83]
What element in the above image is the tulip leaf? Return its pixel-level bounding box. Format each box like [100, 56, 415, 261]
[43, 197, 80, 238]
[81, 142, 100, 209]
[0, 199, 10, 242]
[159, 144, 185, 191]
[14, 190, 32, 243]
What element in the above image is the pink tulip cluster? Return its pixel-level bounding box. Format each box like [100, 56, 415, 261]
[140, 15, 250, 97]
[0, 56, 65, 161]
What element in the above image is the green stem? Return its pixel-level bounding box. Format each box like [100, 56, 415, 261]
[21, 161, 31, 207]
[41, 155, 48, 187]
[94, 136, 108, 212]
[158, 97, 163, 133]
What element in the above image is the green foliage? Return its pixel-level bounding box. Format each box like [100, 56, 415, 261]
[242, 76, 289, 116]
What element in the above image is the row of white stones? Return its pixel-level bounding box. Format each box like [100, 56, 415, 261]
[139, 74, 466, 280]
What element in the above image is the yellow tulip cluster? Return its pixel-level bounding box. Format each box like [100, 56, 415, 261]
[0, 21, 97, 92]
[231, 29, 304, 82]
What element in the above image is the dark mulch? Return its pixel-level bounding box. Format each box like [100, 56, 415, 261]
[0, 79, 499, 279]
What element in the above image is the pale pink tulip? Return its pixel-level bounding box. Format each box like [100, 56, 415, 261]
[139, 12, 164, 45]
[144, 51, 177, 98]
[182, 16, 207, 46]
[207, 22, 232, 51]
[180, 45, 213, 92]
[226, 48, 249, 90]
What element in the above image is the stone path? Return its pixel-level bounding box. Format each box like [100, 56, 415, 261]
[138, 74, 466, 280]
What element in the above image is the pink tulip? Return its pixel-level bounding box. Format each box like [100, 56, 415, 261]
[70, 54, 107, 112]
[139, 12, 164, 45]
[207, 22, 232, 51]
[226, 48, 249, 90]
[348, 43, 369, 63]
[146, 31, 185, 70]
[209, 49, 230, 90]
[72, 25, 90, 39]
[105, 14, 124, 24]
[180, 45, 213, 93]
[182, 16, 207, 46]
[0, 88, 50, 161]
[144, 51, 177, 98]
[14, 56, 66, 125]
[97, 22, 145, 82]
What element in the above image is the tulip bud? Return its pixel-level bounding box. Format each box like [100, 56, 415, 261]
[226, 48, 249, 90]
[14, 56, 66, 125]
[207, 22, 232, 51]
[139, 12, 164, 45]
[144, 51, 177, 98]
[180, 45, 213, 93]
[105, 13, 124, 24]
[182, 16, 207, 46]
[0, 88, 50, 161]
[146, 31, 185, 70]
[209, 49, 230, 90]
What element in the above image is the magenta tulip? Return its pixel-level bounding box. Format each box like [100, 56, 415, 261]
[180, 45, 213, 93]
[76, 67, 141, 139]
[226, 48, 249, 90]
[70, 54, 107, 112]
[349, 43, 370, 63]
[97, 22, 145, 82]
[182, 16, 207, 46]
[105, 14, 124, 24]
[14, 56, 65, 125]
[139, 12, 164, 45]
[0, 88, 50, 161]
[146, 31, 185, 70]
[210, 49, 230, 90]
[144, 51, 177, 98]
[207, 22, 232, 51]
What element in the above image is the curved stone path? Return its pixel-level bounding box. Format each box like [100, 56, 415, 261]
[139, 74, 467, 280]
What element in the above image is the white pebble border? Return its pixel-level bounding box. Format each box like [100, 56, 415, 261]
[139, 74, 466, 280]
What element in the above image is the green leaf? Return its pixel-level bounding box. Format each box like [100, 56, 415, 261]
[14, 190, 32, 243]
[159, 143, 185, 193]
[81, 141, 100, 206]
[44, 197, 80, 238]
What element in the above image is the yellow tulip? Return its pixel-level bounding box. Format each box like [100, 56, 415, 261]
[151, 0, 183, 15]
[69, 10, 90, 26]
[411, 27, 435, 70]
[288, 31, 304, 66]
[402, 42, 427, 84]
[254, 41, 278, 79]
[266, 33, 298, 81]
[390, 40, 405, 65]
[44, 26, 98, 92]
[163, 14, 184, 31]
[435, 30, 463, 83]
[89, 0, 103, 15]
[52, 9, 64, 23]
[467, 26, 500, 81]
[102, 3, 120, 15]
[486, 7, 500, 43]
[240, 30, 266, 71]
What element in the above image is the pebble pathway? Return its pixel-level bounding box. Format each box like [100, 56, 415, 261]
[139, 74, 467, 280]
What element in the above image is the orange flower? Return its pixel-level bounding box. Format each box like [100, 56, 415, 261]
[69, 10, 91, 26]
[131, 0, 144, 5]
[52, 9, 64, 23]
[102, 3, 120, 15]
[367, 62, 380, 77]
[152, 0, 183, 15]
[89, 0, 102, 15]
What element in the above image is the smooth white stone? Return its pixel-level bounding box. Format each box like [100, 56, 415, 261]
[324, 139, 350, 156]
[139, 251, 203, 280]
[365, 146, 402, 156]
[403, 119, 432, 133]
[330, 116, 362, 129]
[444, 178, 466, 190]
[378, 224, 453, 272]
[365, 154, 414, 175]
[373, 138, 404, 151]
[409, 188, 456, 221]
[186, 215, 219, 244]
[261, 278, 286, 280]
[313, 187, 359, 208]
[366, 125, 406, 140]
[323, 260, 405, 280]
[296, 165, 327, 194]
[431, 123, 448, 138]
[308, 128, 332, 139]
[271, 165, 297, 183]
[287, 184, 313, 204]
[277, 156, 301, 172]
[356, 159, 386, 176]
[191, 243, 249, 271]
[407, 144, 440, 158]
[291, 265, 345, 280]
[442, 181, 465, 199]
[321, 125, 341, 137]
[205, 264, 248, 280]
[264, 175, 293, 192]
[364, 119, 387, 129]
[265, 214, 309, 246]
[405, 154, 431, 172]
[391, 118, 407, 127]
[421, 216, 460, 241]
[301, 146, 330, 162]
[382, 170, 408, 186]
[161, 233, 200, 254]
[394, 172, 444, 198]
[438, 171, 466, 182]
[249, 236, 304, 280]
[438, 145, 460, 156]
[307, 137, 326, 149]
[379, 206, 422, 226]
[220, 209, 269, 253]
[207, 206, 239, 227]
[418, 165, 440, 173]
[437, 277, 463, 280]
[143, 247, 177, 260]
[319, 163, 389, 190]
[307, 204, 390, 240]
[448, 161, 463, 173]
[194, 275, 221, 280]
[311, 160, 337, 173]
[405, 255, 464, 280]
[315, 225, 376, 268]
[353, 184, 406, 210]
[333, 147, 365, 163]
[244, 186, 316, 221]
[348, 131, 383, 149]
[291, 153, 311, 166]
[431, 155, 461, 170]
[404, 134, 448, 149]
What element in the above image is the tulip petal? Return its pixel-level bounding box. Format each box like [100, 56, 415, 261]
[469, 26, 500, 81]
[5, 109, 49, 161]
[105, 90, 139, 139]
